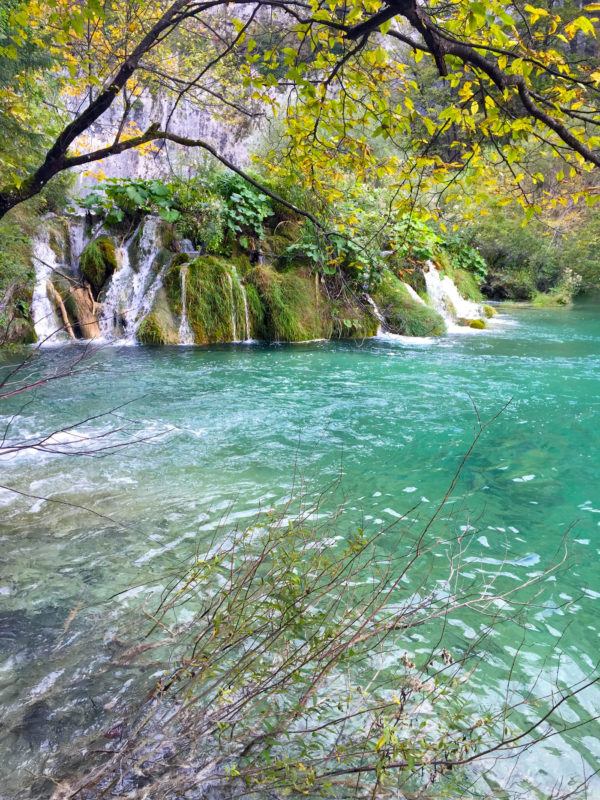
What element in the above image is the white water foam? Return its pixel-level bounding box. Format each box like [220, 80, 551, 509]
[423, 260, 484, 332]
[178, 264, 194, 345]
[31, 230, 66, 344]
[99, 217, 164, 343]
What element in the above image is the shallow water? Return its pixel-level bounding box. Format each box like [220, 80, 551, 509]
[0, 301, 599, 796]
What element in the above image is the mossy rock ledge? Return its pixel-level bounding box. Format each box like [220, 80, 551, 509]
[373, 274, 445, 337]
[156, 257, 377, 344]
[79, 236, 117, 295]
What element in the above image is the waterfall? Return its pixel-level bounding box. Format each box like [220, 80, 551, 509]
[423, 260, 484, 331]
[178, 264, 194, 345]
[99, 217, 164, 342]
[31, 231, 66, 344]
[230, 264, 253, 342]
[227, 272, 238, 342]
[128, 218, 167, 340]
[364, 293, 385, 335]
[402, 282, 425, 306]
[242, 282, 252, 342]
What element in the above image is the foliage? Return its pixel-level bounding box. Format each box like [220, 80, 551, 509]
[442, 236, 488, 281]
[0, 0, 59, 181]
[532, 285, 573, 306]
[180, 256, 245, 343]
[172, 181, 225, 254]
[212, 172, 275, 246]
[78, 179, 181, 226]
[137, 312, 168, 344]
[4, 0, 600, 231]
[246, 265, 323, 341]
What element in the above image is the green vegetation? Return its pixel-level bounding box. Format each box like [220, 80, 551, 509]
[78, 178, 181, 226]
[246, 266, 323, 341]
[79, 236, 117, 294]
[183, 256, 239, 343]
[532, 286, 573, 307]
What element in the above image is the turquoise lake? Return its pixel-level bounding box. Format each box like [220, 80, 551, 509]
[1, 301, 599, 797]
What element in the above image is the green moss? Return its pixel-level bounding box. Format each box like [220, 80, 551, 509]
[80, 236, 117, 294]
[469, 319, 486, 329]
[483, 304, 496, 318]
[163, 262, 184, 315]
[374, 274, 446, 337]
[245, 283, 265, 339]
[138, 314, 167, 344]
[137, 288, 179, 344]
[245, 265, 327, 341]
[246, 266, 303, 341]
[448, 268, 483, 303]
[185, 256, 238, 343]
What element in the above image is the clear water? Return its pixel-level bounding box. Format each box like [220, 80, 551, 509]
[1, 301, 599, 797]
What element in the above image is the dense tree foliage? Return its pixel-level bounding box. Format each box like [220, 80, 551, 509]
[1, 0, 600, 224]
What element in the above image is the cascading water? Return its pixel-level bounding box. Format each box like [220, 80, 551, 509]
[178, 264, 194, 345]
[230, 264, 253, 342]
[99, 217, 165, 343]
[364, 293, 386, 335]
[423, 260, 484, 331]
[31, 230, 66, 344]
[68, 215, 89, 273]
[227, 272, 238, 342]
[241, 282, 252, 342]
[402, 282, 426, 306]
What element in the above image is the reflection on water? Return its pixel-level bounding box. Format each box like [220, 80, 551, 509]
[0, 301, 599, 797]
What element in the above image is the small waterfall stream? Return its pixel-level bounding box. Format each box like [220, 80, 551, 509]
[242, 284, 252, 342]
[402, 282, 425, 306]
[68, 216, 89, 273]
[31, 231, 66, 344]
[423, 260, 483, 331]
[230, 264, 253, 342]
[364, 293, 385, 335]
[227, 272, 238, 342]
[178, 264, 194, 345]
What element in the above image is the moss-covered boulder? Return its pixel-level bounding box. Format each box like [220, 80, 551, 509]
[137, 287, 179, 344]
[483, 304, 496, 318]
[469, 319, 486, 329]
[246, 265, 325, 341]
[374, 274, 445, 337]
[172, 256, 244, 343]
[79, 236, 117, 294]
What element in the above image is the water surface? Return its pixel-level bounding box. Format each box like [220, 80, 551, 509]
[1, 302, 599, 797]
